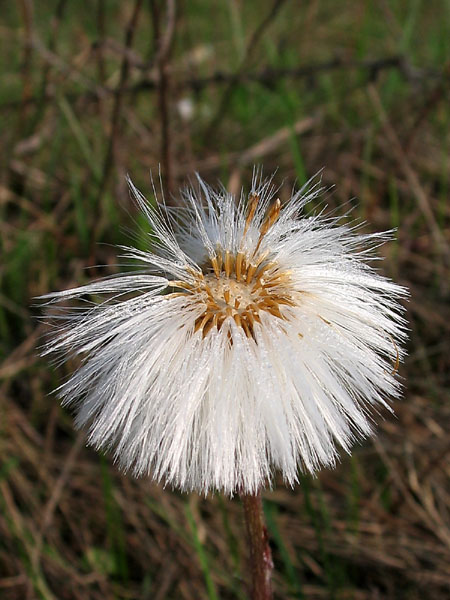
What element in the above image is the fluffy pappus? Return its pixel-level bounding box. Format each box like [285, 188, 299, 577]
[39, 172, 408, 495]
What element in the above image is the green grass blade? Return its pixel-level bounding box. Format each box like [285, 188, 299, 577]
[185, 503, 219, 600]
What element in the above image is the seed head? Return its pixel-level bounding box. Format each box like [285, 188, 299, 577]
[39, 172, 408, 495]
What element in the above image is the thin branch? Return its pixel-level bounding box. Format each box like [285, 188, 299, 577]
[38, 0, 68, 106]
[148, 0, 176, 70]
[93, 0, 144, 246]
[205, 0, 287, 138]
[96, 0, 107, 84]
[17, 0, 34, 127]
[368, 84, 449, 260]
[150, 0, 177, 197]
[31, 433, 85, 572]
[404, 63, 450, 152]
[2, 55, 439, 110]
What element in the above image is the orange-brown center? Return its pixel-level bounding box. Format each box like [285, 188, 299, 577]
[169, 196, 296, 338]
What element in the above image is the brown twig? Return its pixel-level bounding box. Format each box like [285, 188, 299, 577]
[31, 432, 85, 571]
[205, 0, 287, 138]
[150, 0, 177, 197]
[37, 0, 67, 111]
[404, 62, 450, 153]
[96, 0, 107, 84]
[241, 492, 274, 600]
[2, 54, 438, 111]
[185, 55, 413, 92]
[20, 33, 108, 98]
[148, 0, 176, 71]
[368, 84, 449, 260]
[94, 0, 109, 130]
[93, 0, 144, 247]
[17, 0, 34, 128]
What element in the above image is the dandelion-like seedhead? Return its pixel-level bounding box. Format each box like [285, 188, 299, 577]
[40, 172, 408, 495]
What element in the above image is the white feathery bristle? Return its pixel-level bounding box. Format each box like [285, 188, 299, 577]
[39, 173, 408, 495]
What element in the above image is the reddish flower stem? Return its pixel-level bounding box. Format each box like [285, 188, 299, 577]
[241, 491, 273, 600]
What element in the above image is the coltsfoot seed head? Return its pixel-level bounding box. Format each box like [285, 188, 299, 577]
[39, 171, 408, 495]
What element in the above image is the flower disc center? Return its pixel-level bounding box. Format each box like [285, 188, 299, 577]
[171, 196, 296, 338]
[206, 276, 254, 312]
[187, 252, 295, 338]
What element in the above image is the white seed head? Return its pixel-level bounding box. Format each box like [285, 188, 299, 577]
[39, 172, 408, 495]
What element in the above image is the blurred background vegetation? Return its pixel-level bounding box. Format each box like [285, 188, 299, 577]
[1, 1, 449, 598]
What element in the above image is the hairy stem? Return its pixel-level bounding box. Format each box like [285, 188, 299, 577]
[241, 491, 273, 600]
